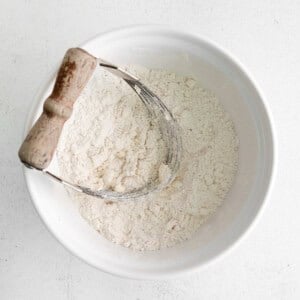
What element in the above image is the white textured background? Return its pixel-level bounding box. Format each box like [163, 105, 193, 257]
[1, 0, 299, 299]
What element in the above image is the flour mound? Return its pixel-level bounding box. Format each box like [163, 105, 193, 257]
[56, 66, 238, 251]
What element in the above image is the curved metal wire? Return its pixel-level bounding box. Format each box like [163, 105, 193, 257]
[39, 60, 182, 200]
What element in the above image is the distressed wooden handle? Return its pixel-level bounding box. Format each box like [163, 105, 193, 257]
[18, 48, 97, 170]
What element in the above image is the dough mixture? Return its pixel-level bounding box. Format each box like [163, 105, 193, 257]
[56, 66, 238, 251]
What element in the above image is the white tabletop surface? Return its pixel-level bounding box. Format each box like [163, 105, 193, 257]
[1, 0, 299, 299]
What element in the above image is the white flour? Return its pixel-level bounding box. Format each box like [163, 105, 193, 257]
[56, 66, 238, 251]
[57, 67, 168, 193]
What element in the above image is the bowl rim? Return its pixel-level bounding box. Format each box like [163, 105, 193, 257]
[22, 24, 277, 279]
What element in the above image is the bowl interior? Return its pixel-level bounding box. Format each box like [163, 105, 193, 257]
[25, 27, 274, 278]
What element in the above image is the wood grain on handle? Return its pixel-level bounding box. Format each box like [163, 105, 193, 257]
[18, 48, 97, 170]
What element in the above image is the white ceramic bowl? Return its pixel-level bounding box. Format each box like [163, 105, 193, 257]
[23, 25, 276, 279]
